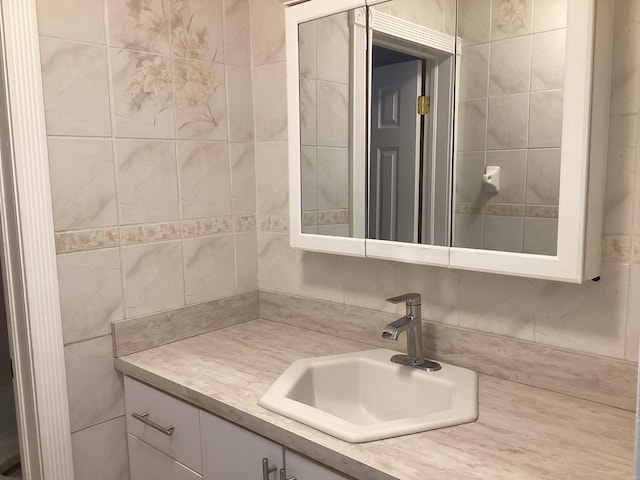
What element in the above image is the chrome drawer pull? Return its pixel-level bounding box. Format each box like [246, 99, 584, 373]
[131, 412, 175, 436]
[262, 458, 277, 480]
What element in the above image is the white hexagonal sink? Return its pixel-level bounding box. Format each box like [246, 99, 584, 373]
[259, 349, 478, 443]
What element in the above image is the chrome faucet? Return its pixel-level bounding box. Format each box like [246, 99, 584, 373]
[382, 293, 441, 372]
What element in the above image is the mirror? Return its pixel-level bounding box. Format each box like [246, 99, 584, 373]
[287, 0, 609, 282]
[453, 0, 567, 256]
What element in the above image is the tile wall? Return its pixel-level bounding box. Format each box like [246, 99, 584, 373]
[454, 0, 564, 254]
[299, 11, 351, 236]
[36, 0, 256, 477]
[255, 0, 640, 363]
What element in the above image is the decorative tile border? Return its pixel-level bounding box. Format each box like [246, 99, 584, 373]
[258, 213, 289, 232]
[318, 209, 349, 225]
[455, 202, 559, 219]
[259, 292, 638, 411]
[56, 215, 255, 254]
[602, 235, 633, 263]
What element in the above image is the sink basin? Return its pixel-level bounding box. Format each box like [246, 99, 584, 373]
[259, 349, 478, 443]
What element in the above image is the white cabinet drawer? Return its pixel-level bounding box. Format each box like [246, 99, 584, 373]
[285, 450, 351, 480]
[200, 411, 283, 479]
[125, 376, 202, 473]
[128, 434, 202, 480]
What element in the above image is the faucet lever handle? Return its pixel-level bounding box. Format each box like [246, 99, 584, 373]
[385, 293, 421, 306]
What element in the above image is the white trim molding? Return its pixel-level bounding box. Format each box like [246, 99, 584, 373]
[0, 0, 74, 478]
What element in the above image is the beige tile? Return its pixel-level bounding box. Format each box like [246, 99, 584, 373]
[528, 90, 563, 148]
[535, 262, 629, 358]
[457, 98, 487, 151]
[48, 137, 117, 231]
[299, 251, 345, 304]
[71, 416, 129, 480]
[115, 139, 179, 225]
[178, 141, 231, 219]
[533, 0, 567, 32]
[316, 80, 349, 148]
[609, 0, 640, 115]
[453, 212, 483, 249]
[299, 78, 317, 146]
[317, 147, 349, 210]
[458, 271, 536, 340]
[342, 257, 397, 313]
[487, 94, 529, 150]
[489, 36, 532, 96]
[226, 65, 254, 142]
[230, 143, 256, 216]
[459, 44, 489, 100]
[531, 30, 566, 91]
[255, 141, 288, 215]
[249, 0, 285, 66]
[523, 217, 558, 256]
[107, 0, 171, 54]
[458, 0, 491, 45]
[371, 0, 419, 24]
[184, 235, 237, 304]
[301, 146, 318, 212]
[65, 336, 124, 433]
[417, 0, 455, 34]
[173, 58, 228, 140]
[483, 215, 524, 253]
[110, 48, 175, 138]
[526, 148, 561, 205]
[224, 0, 251, 66]
[253, 63, 287, 141]
[122, 241, 185, 317]
[57, 249, 123, 345]
[315, 12, 350, 84]
[298, 19, 316, 79]
[235, 232, 258, 294]
[605, 114, 636, 235]
[39, 37, 111, 136]
[455, 151, 485, 203]
[37, 0, 105, 43]
[257, 231, 301, 295]
[171, 0, 224, 62]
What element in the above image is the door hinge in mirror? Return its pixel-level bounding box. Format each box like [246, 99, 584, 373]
[417, 96, 430, 115]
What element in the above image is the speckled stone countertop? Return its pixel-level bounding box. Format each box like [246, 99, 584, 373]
[114, 319, 635, 480]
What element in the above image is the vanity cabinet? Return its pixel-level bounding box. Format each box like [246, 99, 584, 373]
[124, 376, 351, 480]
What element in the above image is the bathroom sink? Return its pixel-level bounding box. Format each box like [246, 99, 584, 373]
[258, 349, 478, 443]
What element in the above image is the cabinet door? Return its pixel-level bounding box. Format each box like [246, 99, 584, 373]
[200, 411, 283, 480]
[128, 434, 202, 480]
[284, 450, 351, 480]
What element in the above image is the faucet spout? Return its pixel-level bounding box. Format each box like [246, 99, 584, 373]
[381, 293, 441, 372]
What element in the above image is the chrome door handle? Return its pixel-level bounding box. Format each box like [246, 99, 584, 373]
[262, 458, 277, 480]
[280, 468, 297, 480]
[131, 412, 175, 436]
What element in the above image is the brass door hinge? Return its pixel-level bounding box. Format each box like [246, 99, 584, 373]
[417, 96, 430, 115]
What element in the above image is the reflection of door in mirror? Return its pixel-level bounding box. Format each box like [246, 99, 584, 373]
[369, 54, 423, 243]
[454, 0, 567, 256]
[298, 10, 356, 238]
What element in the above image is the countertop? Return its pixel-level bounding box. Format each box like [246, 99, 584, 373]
[114, 319, 635, 480]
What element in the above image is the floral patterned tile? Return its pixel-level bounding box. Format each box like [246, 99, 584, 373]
[55, 228, 120, 254]
[182, 217, 233, 237]
[120, 222, 181, 246]
[110, 48, 175, 138]
[173, 58, 227, 140]
[107, 0, 171, 54]
[170, 0, 224, 62]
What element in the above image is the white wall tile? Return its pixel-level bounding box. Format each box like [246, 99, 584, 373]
[489, 36, 532, 96]
[178, 141, 231, 219]
[316, 80, 349, 148]
[115, 139, 179, 224]
[609, 0, 640, 115]
[230, 143, 256, 215]
[39, 37, 112, 136]
[300, 78, 317, 146]
[258, 231, 301, 295]
[531, 30, 566, 91]
[48, 137, 117, 231]
[71, 416, 129, 480]
[224, 0, 252, 66]
[458, 270, 536, 340]
[533, 0, 567, 32]
[65, 336, 124, 433]
[37, 0, 105, 43]
[526, 148, 561, 205]
[235, 232, 258, 293]
[528, 90, 563, 148]
[57, 249, 123, 345]
[483, 215, 524, 253]
[171, 0, 224, 62]
[455, 151, 486, 203]
[454, 213, 483, 249]
[535, 263, 630, 358]
[226, 65, 254, 142]
[249, 0, 285, 66]
[122, 241, 185, 317]
[458, 99, 488, 151]
[315, 12, 350, 84]
[523, 217, 558, 256]
[184, 235, 236, 304]
[253, 63, 287, 141]
[458, 0, 491, 45]
[255, 141, 288, 215]
[487, 94, 529, 150]
[299, 251, 345, 304]
[459, 44, 490, 100]
[317, 147, 349, 210]
[343, 257, 397, 313]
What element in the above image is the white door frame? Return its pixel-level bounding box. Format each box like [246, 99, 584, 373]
[0, 1, 74, 478]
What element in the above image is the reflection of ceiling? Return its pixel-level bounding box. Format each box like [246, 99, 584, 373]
[372, 45, 419, 68]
